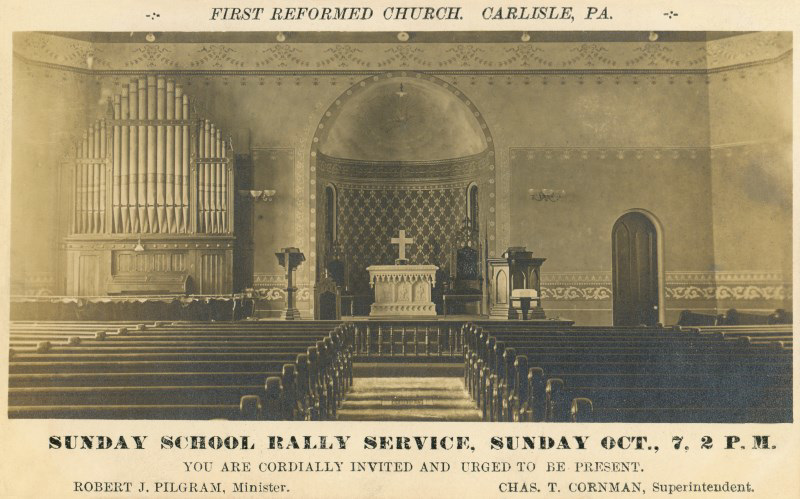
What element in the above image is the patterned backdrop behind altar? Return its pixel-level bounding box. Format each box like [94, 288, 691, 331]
[334, 186, 465, 294]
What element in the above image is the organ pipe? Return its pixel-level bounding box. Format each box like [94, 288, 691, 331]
[128, 81, 139, 233]
[137, 78, 147, 233]
[156, 77, 166, 232]
[99, 119, 106, 233]
[209, 123, 217, 233]
[80, 130, 87, 233]
[166, 79, 175, 233]
[112, 95, 121, 233]
[146, 75, 156, 232]
[120, 87, 129, 233]
[89, 123, 98, 233]
[181, 93, 190, 233]
[71, 74, 231, 236]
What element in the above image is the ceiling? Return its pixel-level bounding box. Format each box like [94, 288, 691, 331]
[319, 76, 487, 162]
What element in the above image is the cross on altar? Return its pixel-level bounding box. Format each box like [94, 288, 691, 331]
[391, 229, 414, 264]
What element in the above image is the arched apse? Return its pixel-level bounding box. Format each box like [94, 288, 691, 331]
[307, 71, 497, 295]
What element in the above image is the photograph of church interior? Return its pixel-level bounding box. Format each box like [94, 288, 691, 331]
[8, 31, 792, 422]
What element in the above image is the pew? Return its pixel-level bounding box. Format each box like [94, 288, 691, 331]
[678, 308, 793, 327]
[676, 324, 792, 347]
[677, 310, 723, 326]
[462, 322, 792, 423]
[9, 321, 355, 421]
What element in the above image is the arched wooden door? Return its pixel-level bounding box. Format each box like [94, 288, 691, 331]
[612, 212, 659, 326]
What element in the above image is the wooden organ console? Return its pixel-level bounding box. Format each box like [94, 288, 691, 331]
[65, 75, 235, 296]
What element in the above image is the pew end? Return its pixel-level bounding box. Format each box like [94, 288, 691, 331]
[264, 376, 283, 421]
[545, 378, 567, 422]
[571, 397, 594, 422]
[239, 395, 263, 420]
[282, 364, 299, 418]
[527, 367, 546, 422]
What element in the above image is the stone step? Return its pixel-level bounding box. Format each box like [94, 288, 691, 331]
[353, 362, 464, 377]
[337, 377, 481, 422]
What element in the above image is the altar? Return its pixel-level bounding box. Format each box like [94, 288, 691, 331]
[367, 229, 438, 317]
[367, 265, 438, 316]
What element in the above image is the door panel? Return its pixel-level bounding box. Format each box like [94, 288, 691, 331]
[613, 213, 659, 326]
[77, 255, 99, 296]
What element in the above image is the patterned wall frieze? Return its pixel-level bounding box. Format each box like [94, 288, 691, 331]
[705, 31, 791, 69]
[299, 107, 320, 286]
[317, 151, 487, 185]
[538, 270, 791, 301]
[251, 287, 313, 302]
[64, 238, 235, 251]
[334, 186, 465, 294]
[665, 270, 789, 284]
[511, 146, 706, 161]
[541, 286, 613, 301]
[495, 146, 509, 252]
[542, 271, 612, 285]
[665, 270, 791, 302]
[19, 272, 57, 296]
[14, 32, 790, 75]
[252, 273, 285, 286]
[664, 285, 789, 301]
[540, 271, 612, 301]
[328, 182, 474, 191]
[15, 54, 789, 93]
[251, 274, 312, 301]
[509, 138, 789, 162]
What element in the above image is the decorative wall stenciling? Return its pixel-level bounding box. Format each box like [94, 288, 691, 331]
[665, 270, 791, 302]
[538, 271, 792, 303]
[335, 187, 465, 294]
[509, 141, 789, 162]
[317, 152, 487, 186]
[664, 285, 789, 301]
[14, 32, 791, 73]
[540, 271, 613, 301]
[251, 273, 311, 301]
[20, 272, 57, 296]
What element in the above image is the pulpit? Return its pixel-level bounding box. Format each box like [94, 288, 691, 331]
[367, 265, 438, 316]
[488, 247, 546, 320]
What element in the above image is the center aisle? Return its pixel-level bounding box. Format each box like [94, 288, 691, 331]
[336, 377, 482, 422]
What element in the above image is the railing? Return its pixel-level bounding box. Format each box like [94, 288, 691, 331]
[351, 321, 466, 358]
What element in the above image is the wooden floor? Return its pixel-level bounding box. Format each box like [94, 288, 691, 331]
[336, 377, 482, 422]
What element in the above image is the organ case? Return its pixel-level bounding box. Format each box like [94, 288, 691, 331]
[64, 75, 235, 295]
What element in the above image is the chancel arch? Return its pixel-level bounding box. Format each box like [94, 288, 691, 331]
[309, 72, 496, 314]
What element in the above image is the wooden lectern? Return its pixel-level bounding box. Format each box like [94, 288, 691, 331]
[488, 247, 546, 320]
[276, 247, 305, 320]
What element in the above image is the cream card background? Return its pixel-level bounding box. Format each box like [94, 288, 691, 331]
[0, 1, 798, 497]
